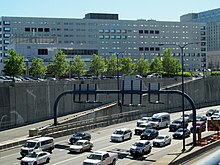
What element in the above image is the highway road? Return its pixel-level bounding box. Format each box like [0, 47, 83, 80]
[0, 107, 214, 165]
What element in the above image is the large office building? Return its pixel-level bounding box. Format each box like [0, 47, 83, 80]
[181, 8, 220, 70]
[0, 13, 206, 74]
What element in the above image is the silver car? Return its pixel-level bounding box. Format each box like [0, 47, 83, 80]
[153, 135, 171, 147]
[130, 140, 152, 156]
[69, 140, 93, 153]
[20, 151, 51, 165]
[110, 128, 132, 142]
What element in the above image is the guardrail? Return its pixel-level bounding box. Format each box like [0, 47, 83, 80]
[39, 109, 144, 137]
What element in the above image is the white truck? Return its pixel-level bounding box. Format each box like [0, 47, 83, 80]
[83, 151, 118, 165]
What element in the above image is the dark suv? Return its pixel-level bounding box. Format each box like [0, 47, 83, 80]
[169, 118, 188, 132]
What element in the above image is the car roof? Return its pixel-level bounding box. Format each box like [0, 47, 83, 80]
[136, 140, 150, 143]
[76, 139, 89, 143]
[27, 137, 53, 142]
[157, 135, 169, 138]
[116, 128, 130, 131]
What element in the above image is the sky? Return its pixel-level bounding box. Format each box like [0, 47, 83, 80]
[1, 0, 220, 21]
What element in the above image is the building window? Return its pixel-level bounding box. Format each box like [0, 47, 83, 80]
[44, 28, 50, 32]
[150, 47, 154, 51]
[25, 28, 30, 32]
[155, 47, 160, 51]
[3, 21, 10, 25]
[3, 27, 10, 31]
[145, 47, 149, 51]
[32, 28, 37, 32]
[4, 34, 10, 38]
[155, 30, 159, 34]
[139, 47, 144, 51]
[139, 30, 143, 34]
[4, 40, 10, 44]
[150, 30, 154, 34]
[38, 49, 48, 55]
[38, 28, 43, 32]
[144, 30, 148, 34]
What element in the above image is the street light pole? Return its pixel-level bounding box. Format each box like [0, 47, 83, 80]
[159, 42, 199, 152]
[109, 52, 123, 113]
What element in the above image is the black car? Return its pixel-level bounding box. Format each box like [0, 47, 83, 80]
[69, 132, 91, 144]
[169, 118, 188, 132]
[140, 129, 158, 140]
[196, 116, 207, 122]
[173, 128, 190, 139]
[206, 109, 219, 117]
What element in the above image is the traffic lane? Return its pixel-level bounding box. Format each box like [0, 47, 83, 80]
[0, 108, 211, 165]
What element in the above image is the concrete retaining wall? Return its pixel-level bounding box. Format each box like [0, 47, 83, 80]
[1, 76, 220, 130]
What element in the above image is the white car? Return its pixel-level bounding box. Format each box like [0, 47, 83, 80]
[110, 128, 132, 142]
[20, 151, 51, 165]
[147, 73, 162, 78]
[153, 135, 171, 147]
[130, 140, 152, 156]
[137, 117, 151, 126]
[69, 140, 93, 153]
[83, 151, 118, 165]
[211, 113, 220, 120]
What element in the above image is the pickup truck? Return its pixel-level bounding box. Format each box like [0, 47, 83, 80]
[83, 151, 118, 165]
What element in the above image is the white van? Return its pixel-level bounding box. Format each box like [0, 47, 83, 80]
[149, 112, 170, 129]
[20, 137, 54, 157]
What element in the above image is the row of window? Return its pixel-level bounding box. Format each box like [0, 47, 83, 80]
[99, 35, 127, 39]
[25, 27, 50, 32]
[139, 47, 160, 51]
[139, 30, 160, 34]
[61, 49, 98, 55]
[99, 29, 127, 33]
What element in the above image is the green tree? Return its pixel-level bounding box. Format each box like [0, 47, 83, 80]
[135, 56, 150, 76]
[106, 54, 117, 76]
[89, 54, 106, 77]
[71, 55, 87, 78]
[150, 57, 163, 73]
[120, 56, 134, 75]
[3, 49, 26, 81]
[162, 48, 181, 75]
[29, 57, 47, 78]
[50, 50, 69, 79]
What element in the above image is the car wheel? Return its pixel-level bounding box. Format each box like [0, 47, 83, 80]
[148, 147, 152, 154]
[33, 162, 37, 165]
[129, 134, 132, 139]
[112, 159, 117, 165]
[80, 149, 83, 153]
[46, 158, 50, 163]
[122, 137, 124, 141]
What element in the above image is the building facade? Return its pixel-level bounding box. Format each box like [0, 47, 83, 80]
[0, 13, 206, 74]
[181, 8, 220, 70]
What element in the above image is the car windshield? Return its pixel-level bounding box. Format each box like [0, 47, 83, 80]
[150, 118, 161, 122]
[208, 109, 214, 113]
[75, 141, 83, 145]
[87, 154, 102, 160]
[113, 130, 124, 135]
[134, 142, 144, 147]
[141, 117, 148, 121]
[173, 120, 182, 124]
[139, 125, 146, 128]
[74, 133, 83, 137]
[23, 142, 36, 148]
[144, 130, 153, 133]
[177, 128, 184, 132]
[156, 136, 165, 140]
[26, 152, 38, 158]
